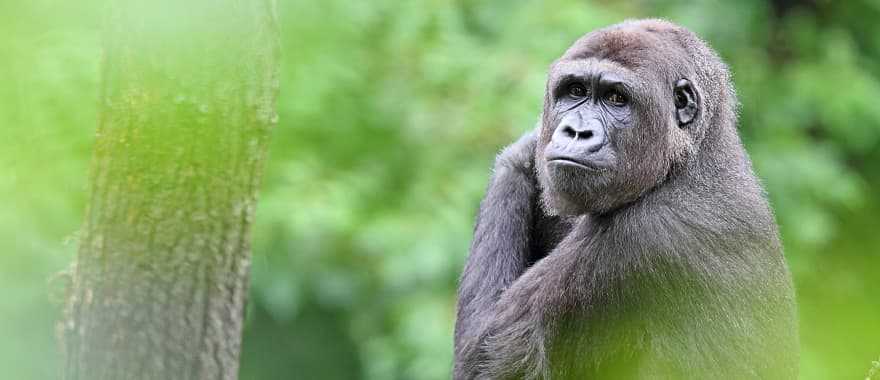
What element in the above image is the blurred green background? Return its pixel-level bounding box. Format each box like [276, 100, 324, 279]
[1, 0, 879, 379]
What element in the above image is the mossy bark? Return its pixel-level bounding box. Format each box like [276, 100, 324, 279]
[62, 1, 279, 379]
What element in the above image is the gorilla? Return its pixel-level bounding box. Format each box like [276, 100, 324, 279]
[453, 19, 798, 379]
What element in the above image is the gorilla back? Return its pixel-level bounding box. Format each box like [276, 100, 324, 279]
[454, 19, 798, 379]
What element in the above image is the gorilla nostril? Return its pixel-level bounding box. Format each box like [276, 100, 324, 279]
[581, 130, 594, 140]
[562, 125, 577, 139]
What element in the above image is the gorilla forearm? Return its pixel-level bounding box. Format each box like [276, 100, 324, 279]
[472, 248, 576, 380]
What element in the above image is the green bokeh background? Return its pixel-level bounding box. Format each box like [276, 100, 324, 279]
[1, 0, 878, 379]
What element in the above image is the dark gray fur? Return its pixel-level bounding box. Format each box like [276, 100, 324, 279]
[454, 19, 798, 379]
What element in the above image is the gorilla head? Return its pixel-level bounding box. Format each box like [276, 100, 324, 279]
[537, 20, 727, 216]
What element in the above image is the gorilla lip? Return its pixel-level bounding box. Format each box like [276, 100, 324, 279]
[547, 157, 605, 172]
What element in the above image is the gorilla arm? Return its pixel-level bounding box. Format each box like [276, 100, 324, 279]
[453, 131, 540, 378]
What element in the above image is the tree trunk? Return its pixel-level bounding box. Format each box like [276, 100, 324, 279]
[61, 1, 279, 379]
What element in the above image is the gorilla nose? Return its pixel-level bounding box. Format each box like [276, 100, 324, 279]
[553, 115, 605, 153]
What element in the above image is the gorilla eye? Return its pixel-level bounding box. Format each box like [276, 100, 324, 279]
[567, 83, 589, 99]
[604, 90, 628, 106]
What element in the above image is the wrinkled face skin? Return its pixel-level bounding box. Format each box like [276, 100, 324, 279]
[537, 27, 699, 216]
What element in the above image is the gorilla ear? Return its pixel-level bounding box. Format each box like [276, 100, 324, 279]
[673, 79, 698, 127]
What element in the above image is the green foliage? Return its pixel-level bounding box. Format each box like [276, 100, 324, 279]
[1, 0, 878, 379]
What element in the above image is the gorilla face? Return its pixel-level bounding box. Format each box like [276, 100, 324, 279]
[536, 28, 701, 216]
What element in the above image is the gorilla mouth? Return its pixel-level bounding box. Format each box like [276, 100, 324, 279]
[547, 157, 605, 172]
